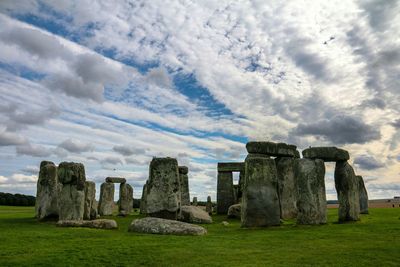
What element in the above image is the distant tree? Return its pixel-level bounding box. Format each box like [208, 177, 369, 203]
[0, 192, 36, 206]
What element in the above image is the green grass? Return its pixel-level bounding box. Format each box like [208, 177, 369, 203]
[0, 206, 399, 266]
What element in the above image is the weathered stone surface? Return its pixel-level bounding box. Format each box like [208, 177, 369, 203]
[227, 204, 241, 219]
[180, 205, 212, 224]
[98, 182, 115, 216]
[35, 161, 60, 220]
[179, 166, 190, 206]
[221, 221, 229, 226]
[275, 157, 297, 219]
[206, 196, 212, 215]
[128, 217, 207, 236]
[192, 197, 198, 206]
[335, 161, 360, 222]
[119, 183, 133, 216]
[217, 162, 244, 172]
[302, 147, 349, 162]
[57, 162, 86, 221]
[357, 175, 369, 214]
[145, 157, 181, 220]
[105, 177, 126, 183]
[140, 182, 148, 214]
[57, 219, 118, 229]
[217, 171, 234, 214]
[83, 181, 96, 220]
[241, 156, 280, 227]
[246, 141, 299, 157]
[91, 199, 98, 219]
[295, 159, 326, 225]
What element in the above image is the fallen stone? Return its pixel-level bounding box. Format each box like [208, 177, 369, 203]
[275, 157, 297, 219]
[227, 204, 241, 219]
[56, 219, 118, 229]
[145, 157, 181, 220]
[335, 161, 360, 222]
[128, 217, 207, 236]
[357, 175, 369, 214]
[105, 177, 126, 183]
[180, 205, 212, 224]
[83, 181, 96, 220]
[119, 183, 133, 216]
[217, 171, 234, 214]
[179, 166, 191, 206]
[35, 161, 60, 220]
[221, 221, 229, 226]
[206, 196, 212, 215]
[246, 141, 299, 157]
[98, 182, 115, 216]
[241, 155, 280, 227]
[302, 147, 349, 162]
[295, 159, 326, 225]
[58, 162, 86, 221]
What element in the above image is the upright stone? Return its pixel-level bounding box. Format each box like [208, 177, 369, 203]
[357, 175, 369, 214]
[119, 183, 133, 216]
[335, 161, 360, 222]
[98, 182, 115, 216]
[295, 159, 326, 225]
[192, 197, 198, 206]
[145, 157, 181, 220]
[57, 162, 86, 221]
[206, 196, 212, 215]
[179, 166, 190, 206]
[217, 172, 234, 214]
[35, 161, 60, 220]
[140, 182, 148, 214]
[241, 155, 280, 227]
[275, 157, 297, 219]
[83, 181, 96, 220]
[91, 199, 98, 219]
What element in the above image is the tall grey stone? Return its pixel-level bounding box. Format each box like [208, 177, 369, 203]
[179, 166, 190, 206]
[140, 181, 148, 214]
[335, 161, 360, 222]
[83, 181, 96, 220]
[119, 183, 133, 216]
[275, 157, 297, 219]
[57, 162, 86, 221]
[357, 175, 369, 214]
[98, 182, 115, 216]
[35, 161, 60, 220]
[91, 199, 98, 219]
[217, 171, 234, 214]
[241, 155, 280, 227]
[295, 159, 326, 225]
[192, 197, 198, 206]
[145, 157, 181, 220]
[206, 196, 212, 215]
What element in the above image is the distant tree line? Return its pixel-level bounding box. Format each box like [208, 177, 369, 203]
[0, 192, 36, 206]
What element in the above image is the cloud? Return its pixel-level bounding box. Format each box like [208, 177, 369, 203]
[20, 165, 39, 175]
[354, 155, 385, 170]
[16, 143, 52, 157]
[58, 138, 94, 153]
[0, 131, 27, 146]
[113, 145, 146, 156]
[0, 175, 8, 184]
[293, 115, 381, 144]
[100, 156, 123, 166]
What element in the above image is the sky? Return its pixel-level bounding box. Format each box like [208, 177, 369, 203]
[0, 0, 399, 201]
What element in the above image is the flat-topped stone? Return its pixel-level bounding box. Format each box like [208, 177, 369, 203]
[128, 217, 207, 236]
[56, 219, 118, 229]
[246, 141, 299, 157]
[302, 147, 349, 162]
[106, 177, 126, 183]
[217, 162, 244, 172]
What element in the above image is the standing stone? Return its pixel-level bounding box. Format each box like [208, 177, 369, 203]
[237, 170, 245, 201]
[98, 182, 115, 216]
[357, 175, 369, 214]
[140, 182, 148, 214]
[217, 171, 235, 214]
[206, 196, 212, 215]
[241, 155, 280, 227]
[91, 199, 99, 219]
[119, 183, 133, 216]
[57, 162, 86, 221]
[35, 161, 60, 220]
[295, 159, 326, 225]
[335, 161, 360, 222]
[179, 166, 190, 206]
[145, 157, 181, 220]
[83, 181, 96, 220]
[275, 157, 297, 219]
[192, 197, 198, 206]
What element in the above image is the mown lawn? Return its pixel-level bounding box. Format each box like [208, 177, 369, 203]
[0, 206, 399, 266]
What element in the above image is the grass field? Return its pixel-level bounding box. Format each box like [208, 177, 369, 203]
[0, 206, 399, 266]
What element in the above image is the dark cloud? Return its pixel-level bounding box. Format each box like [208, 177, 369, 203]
[293, 114, 381, 144]
[100, 156, 123, 166]
[361, 97, 386, 109]
[58, 139, 94, 153]
[360, 0, 399, 31]
[391, 119, 400, 129]
[113, 145, 146, 156]
[354, 155, 384, 170]
[20, 165, 39, 175]
[0, 131, 27, 146]
[6, 105, 60, 132]
[16, 143, 52, 157]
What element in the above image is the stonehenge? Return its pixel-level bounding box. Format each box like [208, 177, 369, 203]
[98, 182, 115, 216]
[84, 181, 96, 220]
[206, 196, 212, 215]
[275, 157, 297, 219]
[119, 183, 133, 216]
[179, 166, 191, 206]
[217, 162, 244, 214]
[357, 175, 369, 214]
[302, 147, 349, 162]
[180, 205, 212, 224]
[98, 177, 134, 216]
